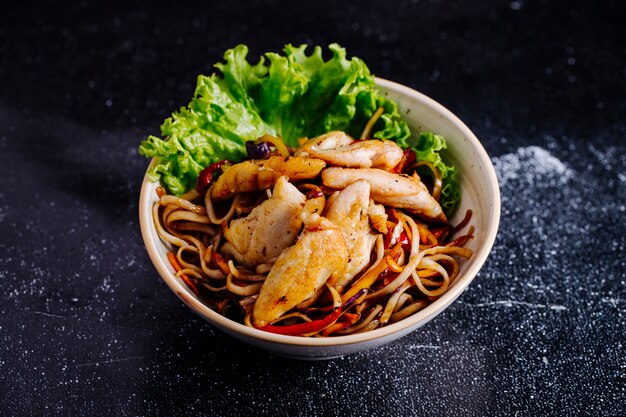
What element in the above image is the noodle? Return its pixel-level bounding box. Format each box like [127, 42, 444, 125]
[380, 281, 413, 324]
[153, 136, 474, 337]
[226, 274, 264, 296]
[360, 106, 385, 140]
[204, 190, 238, 224]
[409, 160, 443, 201]
[335, 305, 383, 335]
[227, 260, 266, 282]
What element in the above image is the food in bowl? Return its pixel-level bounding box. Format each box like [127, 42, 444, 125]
[139, 44, 475, 337]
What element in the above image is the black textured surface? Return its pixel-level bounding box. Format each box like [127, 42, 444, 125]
[1, 1, 625, 416]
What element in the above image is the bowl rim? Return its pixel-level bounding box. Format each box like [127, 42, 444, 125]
[139, 77, 501, 347]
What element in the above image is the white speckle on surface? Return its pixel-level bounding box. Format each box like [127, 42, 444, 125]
[406, 345, 440, 350]
[461, 300, 568, 311]
[602, 298, 626, 308]
[492, 146, 573, 187]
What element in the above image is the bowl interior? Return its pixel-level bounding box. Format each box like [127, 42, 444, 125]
[139, 78, 500, 353]
[379, 79, 500, 274]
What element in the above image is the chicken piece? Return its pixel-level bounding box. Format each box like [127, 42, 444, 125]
[252, 212, 348, 328]
[322, 167, 447, 222]
[260, 155, 326, 183]
[222, 177, 306, 268]
[296, 131, 404, 170]
[367, 201, 388, 234]
[296, 131, 354, 154]
[324, 180, 377, 292]
[211, 156, 326, 200]
[210, 160, 260, 200]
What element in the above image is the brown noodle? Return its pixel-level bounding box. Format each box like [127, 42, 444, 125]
[152, 163, 474, 337]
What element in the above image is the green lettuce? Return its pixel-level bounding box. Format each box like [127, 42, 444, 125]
[400, 132, 461, 217]
[139, 43, 460, 217]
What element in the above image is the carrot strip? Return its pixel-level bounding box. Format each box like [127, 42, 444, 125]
[341, 245, 402, 305]
[167, 252, 200, 295]
[341, 259, 389, 305]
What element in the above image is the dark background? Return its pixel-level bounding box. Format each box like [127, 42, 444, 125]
[1, 1, 625, 415]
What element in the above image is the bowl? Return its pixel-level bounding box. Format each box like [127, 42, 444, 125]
[139, 78, 501, 360]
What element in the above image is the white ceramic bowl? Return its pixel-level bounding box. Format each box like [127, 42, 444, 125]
[139, 78, 501, 360]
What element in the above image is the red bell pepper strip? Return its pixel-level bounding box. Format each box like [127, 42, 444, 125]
[259, 307, 342, 336]
[321, 313, 361, 336]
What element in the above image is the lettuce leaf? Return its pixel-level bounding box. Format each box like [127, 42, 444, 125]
[139, 43, 460, 217]
[139, 43, 409, 195]
[403, 132, 461, 217]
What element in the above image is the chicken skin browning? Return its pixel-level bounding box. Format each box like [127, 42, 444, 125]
[222, 176, 306, 268]
[296, 131, 404, 170]
[211, 156, 326, 200]
[322, 167, 447, 222]
[252, 212, 348, 328]
[324, 180, 377, 292]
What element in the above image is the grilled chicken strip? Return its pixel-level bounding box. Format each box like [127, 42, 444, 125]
[296, 131, 404, 170]
[322, 167, 447, 222]
[367, 201, 388, 234]
[222, 176, 306, 268]
[296, 131, 353, 154]
[252, 212, 348, 328]
[324, 180, 377, 292]
[211, 156, 326, 200]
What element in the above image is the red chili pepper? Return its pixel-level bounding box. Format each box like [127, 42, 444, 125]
[446, 234, 473, 248]
[196, 159, 231, 192]
[386, 208, 400, 223]
[391, 148, 416, 173]
[320, 313, 360, 336]
[259, 307, 342, 336]
[399, 230, 410, 248]
[430, 227, 449, 243]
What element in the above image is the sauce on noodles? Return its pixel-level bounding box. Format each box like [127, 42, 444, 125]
[152, 118, 473, 337]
